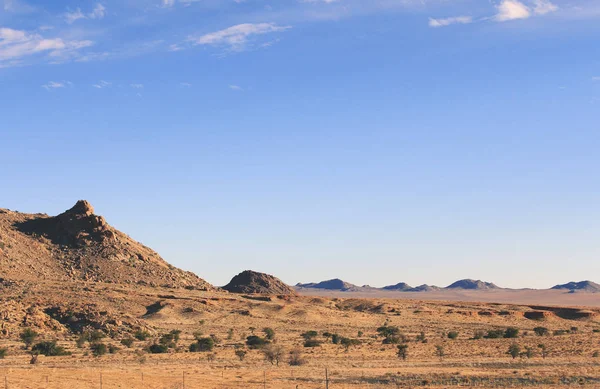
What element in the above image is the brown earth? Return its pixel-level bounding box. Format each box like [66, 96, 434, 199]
[0, 201, 213, 290]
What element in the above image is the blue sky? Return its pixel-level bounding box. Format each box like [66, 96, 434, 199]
[1, 0, 599, 289]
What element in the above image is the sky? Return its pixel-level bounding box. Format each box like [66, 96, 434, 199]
[1, 0, 600, 289]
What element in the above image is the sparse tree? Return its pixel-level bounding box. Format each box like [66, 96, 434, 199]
[263, 328, 275, 340]
[435, 345, 445, 361]
[235, 348, 247, 361]
[262, 344, 284, 366]
[397, 344, 408, 360]
[90, 343, 107, 357]
[246, 335, 269, 349]
[20, 328, 38, 349]
[533, 327, 549, 337]
[288, 348, 306, 366]
[504, 327, 520, 339]
[523, 346, 534, 359]
[508, 343, 521, 359]
[190, 337, 214, 352]
[538, 344, 548, 359]
[340, 338, 360, 352]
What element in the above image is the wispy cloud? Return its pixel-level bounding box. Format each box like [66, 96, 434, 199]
[495, 0, 531, 22]
[130, 83, 144, 88]
[180, 82, 192, 87]
[65, 3, 106, 24]
[93, 80, 111, 89]
[188, 23, 291, 52]
[0, 27, 93, 68]
[428, 16, 472, 28]
[229, 84, 243, 91]
[593, 77, 600, 82]
[42, 80, 71, 90]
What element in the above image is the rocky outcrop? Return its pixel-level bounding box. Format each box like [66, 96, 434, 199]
[223, 270, 296, 295]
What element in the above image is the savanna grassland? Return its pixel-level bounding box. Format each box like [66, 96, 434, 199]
[0, 280, 599, 389]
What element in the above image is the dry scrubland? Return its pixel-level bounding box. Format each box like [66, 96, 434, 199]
[1, 281, 600, 388]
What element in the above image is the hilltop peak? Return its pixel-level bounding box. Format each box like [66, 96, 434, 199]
[66, 200, 95, 216]
[446, 279, 500, 290]
[552, 281, 600, 293]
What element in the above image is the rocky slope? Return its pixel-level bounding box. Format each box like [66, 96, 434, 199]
[0, 200, 213, 290]
[445, 279, 500, 290]
[296, 278, 359, 291]
[223, 270, 296, 295]
[552, 281, 600, 293]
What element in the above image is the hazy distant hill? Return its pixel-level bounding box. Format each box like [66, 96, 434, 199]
[552, 281, 600, 293]
[296, 278, 359, 291]
[382, 282, 413, 291]
[446, 279, 500, 290]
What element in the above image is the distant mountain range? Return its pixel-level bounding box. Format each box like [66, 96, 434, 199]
[295, 278, 600, 293]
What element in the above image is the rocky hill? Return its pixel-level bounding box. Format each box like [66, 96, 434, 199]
[0, 200, 213, 290]
[445, 279, 500, 290]
[223, 270, 296, 295]
[382, 282, 413, 291]
[552, 281, 600, 293]
[296, 278, 359, 291]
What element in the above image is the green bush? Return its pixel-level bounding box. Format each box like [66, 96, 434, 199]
[301, 331, 318, 340]
[134, 330, 151, 341]
[235, 348, 247, 361]
[303, 339, 321, 348]
[246, 335, 269, 349]
[147, 344, 169, 354]
[447, 331, 459, 340]
[508, 343, 521, 359]
[340, 337, 360, 351]
[120, 338, 134, 348]
[504, 327, 519, 339]
[263, 328, 275, 340]
[189, 337, 214, 352]
[331, 334, 341, 344]
[108, 344, 120, 354]
[397, 344, 408, 360]
[90, 343, 107, 357]
[32, 341, 70, 357]
[0, 348, 7, 359]
[534, 327, 549, 336]
[485, 329, 504, 339]
[20, 328, 38, 348]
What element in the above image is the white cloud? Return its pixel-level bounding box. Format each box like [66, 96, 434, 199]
[533, 0, 558, 15]
[189, 23, 291, 51]
[89, 3, 106, 19]
[593, 77, 600, 82]
[495, 0, 531, 22]
[93, 80, 111, 88]
[130, 83, 144, 88]
[180, 82, 192, 87]
[301, 0, 340, 3]
[0, 27, 93, 67]
[162, 0, 175, 7]
[229, 84, 243, 91]
[42, 81, 71, 90]
[428, 16, 472, 28]
[65, 3, 106, 24]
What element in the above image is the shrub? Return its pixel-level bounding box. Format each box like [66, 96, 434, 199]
[397, 344, 408, 360]
[32, 341, 70, 357]
[289, 348, 306, 366]
[263, 328, 275, 340]
[120, 338, 134, 348]
[303, 339, 321, 348]
[357, 331, 363, 337]
[262, 344, 284, 366]
[593, 351, 599, 358]
[108, 344, 120, 354]
[416, 332, 427, 342]
[246, 335, 269, 349]
[147, 344, 169, 354]
[508, 344, 521, 359]
[593, 329, 600, 333]
[189, 337, 214, 352]
[134, 330, 151, 341]
[20, 328, 38, 349]
[340, 337, 360, 351]
[523, 346, 534, 359]
[159, 330, 181, 349]
[234, 349, 247, 361]
[485, 329, 505, 339]
[90, 343, 107, 357]
[377, 326, 400, 339]
[0, 348, 7, 359]
[331, 334, 341, 344]
[472, 331, 485, 340]
[435, 345, 445, 361]
[504, 327, 519, 339]
[538, 344, 548, 359]
[447, 331, 459, 340]
[534, 327, 549, 336]
[301, 331, 318, 340]
[227, 328, 234, 340]
[553, 329, 568, 336]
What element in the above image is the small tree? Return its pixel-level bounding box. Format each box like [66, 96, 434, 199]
[90, 343, 107, 357]
[32, 341, 69, 357]
[340, 338, 360, 351]
[289, 348, 306, 366]
[246, 335, 269, 349]
[523, 346, 534, 359]
[504, 327, 519, 339]
[190, 337, 214, 352]
[301, 331, 318, 340]
[508, 343, 521, 359]
[331, 334, 341, 344]
[235, 348, 247, 361]
[0, 348, 7, 359]
[533, 327, 549, 337]
[435, 345, 445, 361]
[134, 330, 151, 341]
[262, 344, 284, 366]
[397, 344, 408, 360]
[120, 338, 134, 348]
[447, 331, 459, 340]
[538, 344, 548, 359]
[303, 339, 321, 348]
[20, 328, 38, 349]
[263, 328, 275, 340]
[147, 344, 169, 354]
